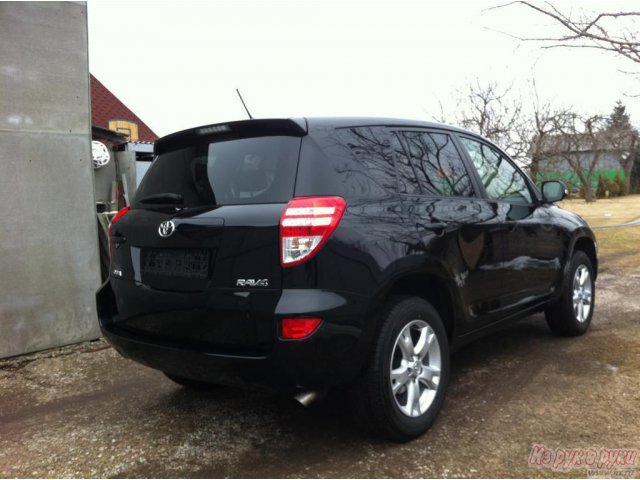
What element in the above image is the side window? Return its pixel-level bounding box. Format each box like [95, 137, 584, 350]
[392, 134, 421, 195]
[341, 127, 397, 196]
[399, 131, 474, 197]
[295, 126, 397, 199]
[459, 137, 532, 204]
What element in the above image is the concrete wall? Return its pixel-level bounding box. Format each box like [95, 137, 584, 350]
[0, 2, 101, 358]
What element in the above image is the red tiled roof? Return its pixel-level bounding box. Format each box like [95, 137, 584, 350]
[90, 74, 158, 142]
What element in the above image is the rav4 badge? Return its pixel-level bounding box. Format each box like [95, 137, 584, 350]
[236, 279, 269, 287]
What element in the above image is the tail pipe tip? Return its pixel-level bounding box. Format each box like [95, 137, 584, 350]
[293, 389, 326, 407]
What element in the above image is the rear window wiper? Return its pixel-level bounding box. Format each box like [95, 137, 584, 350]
[138, 193, 184, 205]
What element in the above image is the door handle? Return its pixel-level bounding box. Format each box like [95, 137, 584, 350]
[507, 222, 517, 232]
[419, 221, 447, 238]
[428, 222, 447, 230]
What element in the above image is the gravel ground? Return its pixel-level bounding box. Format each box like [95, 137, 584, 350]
[1, 268, 639, 478]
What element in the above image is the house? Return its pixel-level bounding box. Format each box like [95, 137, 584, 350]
[90, 74, 159, 207]
[534, 133, 625, 192]
[90, 74, 158, 143]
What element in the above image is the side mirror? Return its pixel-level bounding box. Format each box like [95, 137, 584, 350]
[541, 180, 568, 203]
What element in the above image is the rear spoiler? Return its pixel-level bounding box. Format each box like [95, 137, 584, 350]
[154, 118, 308, 155]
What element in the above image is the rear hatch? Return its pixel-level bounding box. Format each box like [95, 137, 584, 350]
[108, 119, 306, 353]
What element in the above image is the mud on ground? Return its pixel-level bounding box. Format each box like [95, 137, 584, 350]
[1, 266, 639, 478]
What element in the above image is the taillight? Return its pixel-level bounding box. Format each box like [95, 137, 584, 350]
[109, 207, 129, 237]
[281, 318, 322, 340]
[280, 196, 346, 267]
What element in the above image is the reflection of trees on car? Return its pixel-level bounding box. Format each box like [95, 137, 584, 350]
[400, 132, 473, 197]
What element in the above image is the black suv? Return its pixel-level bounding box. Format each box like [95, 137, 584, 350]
[97, 117, 597, 441]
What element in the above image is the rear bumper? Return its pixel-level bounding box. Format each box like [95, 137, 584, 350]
[97, 280, 372, 390]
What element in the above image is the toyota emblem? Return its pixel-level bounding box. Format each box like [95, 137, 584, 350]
[158, 220, 176, 238]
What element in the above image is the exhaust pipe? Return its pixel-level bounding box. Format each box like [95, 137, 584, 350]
[293, 390, 325, 407]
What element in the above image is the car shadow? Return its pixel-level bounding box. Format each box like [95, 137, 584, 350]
[108, 313, 588, 477]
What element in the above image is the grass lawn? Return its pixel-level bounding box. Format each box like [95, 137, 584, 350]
[559, 195, 640, 271]
[558, 194, 640, 227]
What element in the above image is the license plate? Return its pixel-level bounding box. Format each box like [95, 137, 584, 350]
[141, 249, 210, 279]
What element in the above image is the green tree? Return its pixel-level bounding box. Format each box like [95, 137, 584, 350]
[615, 172, 628, 196]
[631, 153, 640, 194]
[607, 101, 639, 192]
[596, 175, 608, 198]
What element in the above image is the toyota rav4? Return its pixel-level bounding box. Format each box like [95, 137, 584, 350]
[97, 117, 597, 441]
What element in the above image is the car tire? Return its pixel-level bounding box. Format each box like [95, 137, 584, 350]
[164, 372, 219, 391]
[545, 250, 595, 336]
[349, 296, 450, 442]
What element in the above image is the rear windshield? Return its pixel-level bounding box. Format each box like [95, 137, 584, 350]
[133, 136, 301, 208]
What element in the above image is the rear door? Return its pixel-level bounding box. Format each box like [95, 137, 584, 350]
[127, 130, 302, 290]
[392, 128, 509, 331]
[109, 120, 305, 351]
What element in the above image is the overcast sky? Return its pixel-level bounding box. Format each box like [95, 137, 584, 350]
[87, 0, 639, 138]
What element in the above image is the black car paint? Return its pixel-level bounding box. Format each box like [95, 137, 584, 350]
[97, 117, 597, 392]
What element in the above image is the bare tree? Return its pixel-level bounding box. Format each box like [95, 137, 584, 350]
[528, 109, 555, 183]
[446, 80, 530, 165]
[505, 2, 640, 68]
[527, 81, 563, 182]
[541, 113, 611, 202]
[439, 81, 625, 202]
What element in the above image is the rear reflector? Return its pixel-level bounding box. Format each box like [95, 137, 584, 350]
[281, 318, 322, 340]
[108, 207, 129, 257]
[280, 196, 346, 267]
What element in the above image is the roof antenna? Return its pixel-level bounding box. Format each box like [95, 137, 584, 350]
[236, 88, 253, 119]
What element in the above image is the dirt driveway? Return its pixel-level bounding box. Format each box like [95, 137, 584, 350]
[1, 265, 639, 478]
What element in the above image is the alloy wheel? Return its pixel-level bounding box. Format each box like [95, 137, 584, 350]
[572, 265, 592, 323]
[389, 320, 441, 417]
